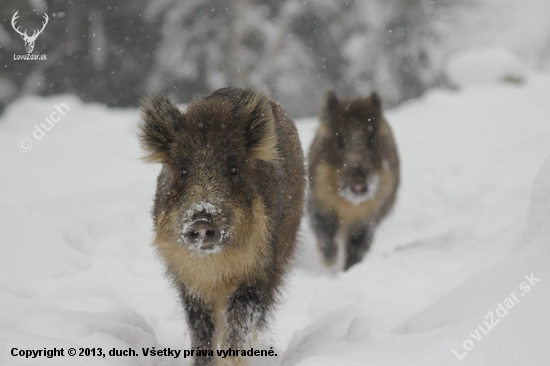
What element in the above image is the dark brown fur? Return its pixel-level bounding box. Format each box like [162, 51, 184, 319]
[139, 88, 305, 366]
[307, 91, 400, 270]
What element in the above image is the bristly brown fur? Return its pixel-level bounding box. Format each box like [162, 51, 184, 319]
[308, 91, 400, 270]
[139, 87, 305, 366]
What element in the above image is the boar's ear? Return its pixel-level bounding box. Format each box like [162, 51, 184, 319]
[325, 91, 339, 114]
[365, 92, 383, 136]
[237, 89, 279, 162]
[370, 92, 382, 109]
[138, 94, 181, 164]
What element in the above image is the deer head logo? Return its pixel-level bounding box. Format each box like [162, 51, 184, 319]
[11, 11, 49, 54]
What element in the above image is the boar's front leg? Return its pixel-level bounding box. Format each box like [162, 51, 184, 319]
[224, 282, 269, 353]
[311, 208, 339, 266]
[344, 223, 375, 270]
[178, 285, 216, 366]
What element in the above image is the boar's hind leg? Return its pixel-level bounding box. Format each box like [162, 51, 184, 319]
[224, 282, 269, 350]
[344, 224, 374, 270]
[312, 209, 339, 266]
[178, 287, 215, 366]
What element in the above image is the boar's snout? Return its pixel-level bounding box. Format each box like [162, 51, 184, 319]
[184, 221, 221, 245]
[350, 179, 368, 195]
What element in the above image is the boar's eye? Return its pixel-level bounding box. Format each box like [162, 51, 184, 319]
[227, 157, 238, 178]
[178, 159, 192, 179]
[181, 165, 192, 178]
[334, 133, 345, 150]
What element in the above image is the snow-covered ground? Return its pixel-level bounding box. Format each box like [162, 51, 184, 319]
[1, 51, 550, 365]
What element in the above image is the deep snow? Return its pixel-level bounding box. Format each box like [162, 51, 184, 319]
[1, 51, 550, 365]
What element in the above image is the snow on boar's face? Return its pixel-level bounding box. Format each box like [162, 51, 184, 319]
[321, 92, 386, 204]
[138, 89, 278, 256]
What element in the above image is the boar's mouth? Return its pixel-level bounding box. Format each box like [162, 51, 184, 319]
[177, 201, 231, 254]
[179, 218, 227, 254]
[186, 219, 221, 243]
[339, 174, 379, 205]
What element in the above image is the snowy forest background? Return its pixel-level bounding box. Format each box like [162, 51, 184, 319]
[1, 0, 550, 117]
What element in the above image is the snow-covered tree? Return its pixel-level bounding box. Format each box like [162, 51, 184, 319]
[342, 0, 452, 107]
[145, 0, 315, 115]
[0, 0, 457, 116]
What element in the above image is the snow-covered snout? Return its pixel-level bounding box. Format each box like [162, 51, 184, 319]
[184, 216, 221, 246]
[180, 202, 228, 253]
[337, 145, 382, 204]
[339, 166, 380, 204]
[178, 199, 232, 254]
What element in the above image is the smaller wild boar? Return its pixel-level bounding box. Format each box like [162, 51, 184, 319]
[307, 91, 400, 270]
[139, 88, 305, 366]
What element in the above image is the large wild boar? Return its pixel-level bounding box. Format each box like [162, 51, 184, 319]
[307, 91, 400, 270]
[139, 87, 305, 365]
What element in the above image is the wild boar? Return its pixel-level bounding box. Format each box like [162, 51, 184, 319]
[307, 91, 400, 270]
[139, 87, 305, 365]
